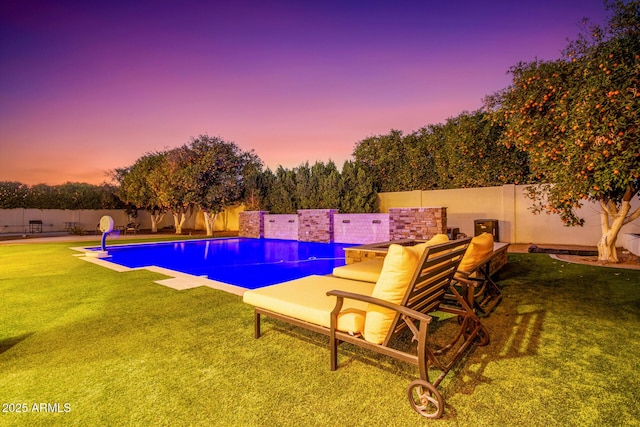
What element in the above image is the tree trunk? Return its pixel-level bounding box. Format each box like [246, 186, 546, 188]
[150, 211, 165, 233]
[597, 231, 619, 263]
[172, 208, 189, 234]
[203, 211, 219, 237]
[597, 200, 630, 263]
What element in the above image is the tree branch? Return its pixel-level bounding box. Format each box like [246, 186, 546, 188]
[623, 206, 640, 225]
[600, 199, 613, 217]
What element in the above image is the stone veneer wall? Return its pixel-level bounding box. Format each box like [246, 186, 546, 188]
[238, 211, 266, 238]
[333, 213, 390, 244]
[298, 209, 337, 243]
[389, 207, 447, 240]
[264, 214, 298, 240]
[343, 248, 388, 264]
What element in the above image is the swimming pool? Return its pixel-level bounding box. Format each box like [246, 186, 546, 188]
[90, 238, 355, 289]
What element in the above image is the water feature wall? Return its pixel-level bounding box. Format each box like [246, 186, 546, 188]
[334, 213, 389, 244]
[263, 214, 298, 240]
[240, 207, 446, 244]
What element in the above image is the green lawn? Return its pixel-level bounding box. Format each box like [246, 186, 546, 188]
[1, 240, 639, 426]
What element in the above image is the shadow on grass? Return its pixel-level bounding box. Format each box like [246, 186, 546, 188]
[0, 332, 34, 355]
[258, 304, 547, 401]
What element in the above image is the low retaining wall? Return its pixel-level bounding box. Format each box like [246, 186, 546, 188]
[0, 209, 130, 234]
[0, 207, 238, 235]
[380, 185, 640, 246]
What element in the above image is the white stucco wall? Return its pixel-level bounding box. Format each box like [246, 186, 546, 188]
[379, 185, 640, 246]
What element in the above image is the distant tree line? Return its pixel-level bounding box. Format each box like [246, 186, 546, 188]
[352, 110, 531, 192]
[0, 181, 123, 209]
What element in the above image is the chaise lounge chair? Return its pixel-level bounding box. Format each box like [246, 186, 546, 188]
[243, 237, 489, 418]
[448, 232, 508, 315]
[333, 232, 508, 315]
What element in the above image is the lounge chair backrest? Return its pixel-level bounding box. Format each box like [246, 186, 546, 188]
[384, 237, 472, 346]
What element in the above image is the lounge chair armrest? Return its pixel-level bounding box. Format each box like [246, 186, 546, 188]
[457, 250, 500, 277]
[453, 274, 480, 286]
[327, 289, 432, 324]
[455, 269, 473, 279]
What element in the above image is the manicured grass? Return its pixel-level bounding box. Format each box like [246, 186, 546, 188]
[1, 240, 639, 426]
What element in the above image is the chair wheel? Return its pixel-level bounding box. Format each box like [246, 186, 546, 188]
[407, 379, 444, 419]
[461, 319, 490, 345]
[477, 325, 490, 346]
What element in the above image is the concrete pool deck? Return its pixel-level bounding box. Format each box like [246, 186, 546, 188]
[77, 252, 248, 295]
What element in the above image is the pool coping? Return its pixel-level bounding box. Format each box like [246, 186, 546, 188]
[71, 240, 249, 296]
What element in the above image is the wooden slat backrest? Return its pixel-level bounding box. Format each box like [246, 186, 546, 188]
[385, 238, 472, 345]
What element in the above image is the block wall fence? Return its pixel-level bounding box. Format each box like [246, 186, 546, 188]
[0, 206, 240, 235]
[239, 208, 446, 244]
[379, 184, 640, 247]
[3, 184, 638, 248]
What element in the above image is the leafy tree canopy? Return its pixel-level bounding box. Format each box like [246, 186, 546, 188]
[422, 110, 531, 189]
[352, 111, 530, 192]
[352, 129, 437, 192]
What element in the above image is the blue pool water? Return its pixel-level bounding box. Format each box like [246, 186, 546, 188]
[93, 238, 355, 289]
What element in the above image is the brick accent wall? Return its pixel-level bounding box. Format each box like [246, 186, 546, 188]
[238, 211, 266, 238]
[389, 207, 447, 240]
[343, 248, 388, 264]
[298, 209, 337, 243]
[264, 214, 298, 240]
[334, 213, 390, 244]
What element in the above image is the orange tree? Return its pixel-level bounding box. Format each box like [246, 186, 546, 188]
[489, 0, 639, 262]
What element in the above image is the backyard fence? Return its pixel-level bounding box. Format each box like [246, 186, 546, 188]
[2, 184, 639, 250]
[378, 184, 640, 247]
[0, 205, 242, 235]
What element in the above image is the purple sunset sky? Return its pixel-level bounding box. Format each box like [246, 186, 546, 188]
[0, 0, 608, 185]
